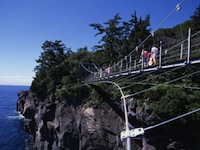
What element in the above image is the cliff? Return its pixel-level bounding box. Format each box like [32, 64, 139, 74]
[17, 90, 200, 150]
[16, 90, 124, 149]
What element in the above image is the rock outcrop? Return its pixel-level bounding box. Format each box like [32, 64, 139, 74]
[17, 90, 200, 150]
[17, 91, 126, 149]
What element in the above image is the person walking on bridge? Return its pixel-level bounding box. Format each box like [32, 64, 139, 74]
[151, 46, 159, 65]
[141, 49, 148, 67]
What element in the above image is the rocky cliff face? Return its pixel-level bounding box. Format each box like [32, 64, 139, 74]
[17, 90, 200, 150]
[17, 90, 127, 150]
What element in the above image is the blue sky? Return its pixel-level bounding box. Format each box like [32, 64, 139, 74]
[0, 0, 199, 85]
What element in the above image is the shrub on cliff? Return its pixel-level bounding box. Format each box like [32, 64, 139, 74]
[144, 65, 200, 121]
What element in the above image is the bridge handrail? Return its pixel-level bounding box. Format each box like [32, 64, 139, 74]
[82, 28, 200, 83]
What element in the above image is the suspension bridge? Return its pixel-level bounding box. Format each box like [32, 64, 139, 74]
[81, 27, 200, 83]
[78, 1, 200, 150]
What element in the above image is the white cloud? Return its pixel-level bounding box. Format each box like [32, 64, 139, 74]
[0, 76, 33, 86]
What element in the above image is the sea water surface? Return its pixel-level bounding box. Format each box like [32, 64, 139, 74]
[0, 85, 31, 150]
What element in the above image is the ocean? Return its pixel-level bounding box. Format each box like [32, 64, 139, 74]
[0, 85, 31, 150]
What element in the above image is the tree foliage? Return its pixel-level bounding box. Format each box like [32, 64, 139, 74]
[31, 40, 71, 100]
[90, 12, 151, 64]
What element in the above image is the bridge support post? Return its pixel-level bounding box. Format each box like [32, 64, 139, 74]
[134, 60, 136, 70]
[129, 54, 132, 73]
[187, 28, 191, 64]
[126, 56, 128, 71]
[180, 43, 183, 60]
[159, 41, 162, 68]
[121, 95, 131, 150]
[141, 49, 144, 71]
[120, 59, 123, 75]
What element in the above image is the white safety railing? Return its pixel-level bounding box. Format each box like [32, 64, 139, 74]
[83, 28, 200, 83]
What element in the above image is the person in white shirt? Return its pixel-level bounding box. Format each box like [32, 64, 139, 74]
[151, 46, 158, 65]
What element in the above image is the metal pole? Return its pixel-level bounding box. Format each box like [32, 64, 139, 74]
[99, 81, 131, 150]
[120, 59, 123, 74]
[159, 41, 162, 68]
[134, 60, 136, 70]
[187, 28, 191, 64]
[129, 54, 132, 73]
[122, 95, 131, 150]
[126, 56, 128, 71]
[141, 49, 144, 71]
[180, 43, 183, 60]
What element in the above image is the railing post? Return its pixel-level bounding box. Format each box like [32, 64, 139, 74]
[187, 28, 191, 64]
[125, 56, 128, 71]
[180, 43, 183, 60]
[129, 54, 132, 73]
[120, 59, 123, 74]
[141, 49, 144, 71]
[159, 41, 162, 68]
[134, 59, 136, 70]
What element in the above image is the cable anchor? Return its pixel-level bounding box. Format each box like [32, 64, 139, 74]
[120, 128, 145, 141]
[176, 4, 181, 12]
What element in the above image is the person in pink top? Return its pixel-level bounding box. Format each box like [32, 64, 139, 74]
[141, 49, 148, 67]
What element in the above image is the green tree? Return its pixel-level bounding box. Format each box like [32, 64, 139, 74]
[190, 5, 200, 32]
[128, 11, 151, 50]
[90, 12, 151, 65]
[31, 40, 72, 100]
[190, 5, 200, 21]
[90, 14, 123, 64]
[144, 66, 200, 121]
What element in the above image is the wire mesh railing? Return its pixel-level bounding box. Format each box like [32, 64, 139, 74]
[81, 28, 200, 83]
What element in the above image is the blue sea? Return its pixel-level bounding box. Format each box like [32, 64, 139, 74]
[0, 85, 31, 150]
